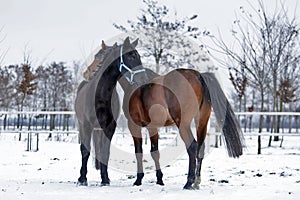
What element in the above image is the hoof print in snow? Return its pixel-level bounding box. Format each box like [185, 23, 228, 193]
[127, 175, 135, 179]
[255, 173, 262, 177]
[280, 172, 291, 177]
[218, 180, 229, 183]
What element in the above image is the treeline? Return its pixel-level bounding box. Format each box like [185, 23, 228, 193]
[0, 62, 80, 137]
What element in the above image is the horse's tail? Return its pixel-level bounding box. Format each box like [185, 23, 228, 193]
[199, 73, 245, 158]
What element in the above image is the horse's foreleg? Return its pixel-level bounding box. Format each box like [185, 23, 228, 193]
[148, 128, 164, 186]
[99, 121, 116, 186]
[78, 144, 90, 186]
[129, 122, 144, 186]
[78, 123, 92, 186]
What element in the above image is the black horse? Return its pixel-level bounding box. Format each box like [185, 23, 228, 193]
[75, 37, 147, 186]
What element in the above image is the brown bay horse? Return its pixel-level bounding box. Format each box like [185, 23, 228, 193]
[92, 42, 245, 189]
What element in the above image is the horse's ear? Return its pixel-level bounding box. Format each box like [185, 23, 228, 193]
[113, 42, 118, 47]
[101, 40, 106, 50]
[124, 36, 130, 47]
[131, 38, 139, 48]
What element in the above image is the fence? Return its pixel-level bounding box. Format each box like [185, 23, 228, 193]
[235, 112, 300, 136]
[0, 111, 78, 151]
[0, 111, 299, 151]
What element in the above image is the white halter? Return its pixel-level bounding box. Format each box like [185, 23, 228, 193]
[119, 46, 145, 84]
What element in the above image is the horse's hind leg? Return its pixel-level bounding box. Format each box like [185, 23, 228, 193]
[147, 128, 164, 186]
[193, 107, 211, 189]
[78, 122, 93, 186]
[177, 123, 197, 190]
[129, 122, 144, 186]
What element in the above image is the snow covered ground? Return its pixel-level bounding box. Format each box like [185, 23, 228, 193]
[0, 131, 299, 200]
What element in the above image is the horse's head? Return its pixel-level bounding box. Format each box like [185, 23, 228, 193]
[117, 37, 147, 85]
[84, 41, 117, 80]
[87, 37, 147, 85]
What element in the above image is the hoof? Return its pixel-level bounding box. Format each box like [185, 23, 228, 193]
[100, 174, 110, 187]
[193, 184, 200, 190]
[133, 173, 144, 186]
[101, 178, 110, 187]
[156, 180, 164, 186]
[101, 182, 110, 186]
[77, 180, 88, 186]
[193, 177, 201, 190]
[156, 170, 164, 186]
[183, 182, 195, 190]
[77, 177, 88, 186]
[133, 180, 142, 186]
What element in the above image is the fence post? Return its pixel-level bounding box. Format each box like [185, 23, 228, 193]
[36, 133, 39, 151]
[26, 132, 30, 151]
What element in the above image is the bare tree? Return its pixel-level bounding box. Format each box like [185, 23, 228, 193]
[0, 26, 8, 65]
[0, 66, 16, 129]
[46, 62, 73, 138]
[113, 0, 209, 73]
[203, 0, 300, 154]
[35, 65, 50, 129]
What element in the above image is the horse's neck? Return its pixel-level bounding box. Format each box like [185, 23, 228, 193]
[118, 76, 131, 91]
[118, 68, 159, 91]
[84, 67, 100, 81]
[96, 65, 120, 99]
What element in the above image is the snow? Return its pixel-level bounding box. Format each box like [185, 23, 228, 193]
[0, 132, 300, 200]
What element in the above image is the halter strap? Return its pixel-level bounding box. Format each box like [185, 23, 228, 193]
[119, 46, 145, 84]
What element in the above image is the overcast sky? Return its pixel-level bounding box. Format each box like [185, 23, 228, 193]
[0, 0, 299, 67]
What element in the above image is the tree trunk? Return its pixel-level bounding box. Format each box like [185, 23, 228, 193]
[258, 87, 265, 155]
[28, 115, 32, 131]
[275, 98, 283, 141]
[17, 113, 20, 130]
[295, 116, 299, 133]
[3, 114, 7, 130]
[155, 61, 160, 73]
[44, 114, 48, 130]
[50, 114, 55, 131]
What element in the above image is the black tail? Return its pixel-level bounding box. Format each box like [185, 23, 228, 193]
[200, 73, 245, 158]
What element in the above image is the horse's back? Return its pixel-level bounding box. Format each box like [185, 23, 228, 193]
[162, 69, 205, 123]
[163, 68, 203, 102]
[75, 80, 97, 124]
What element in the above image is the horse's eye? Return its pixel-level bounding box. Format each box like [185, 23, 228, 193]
[130, 51, 138, 59]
